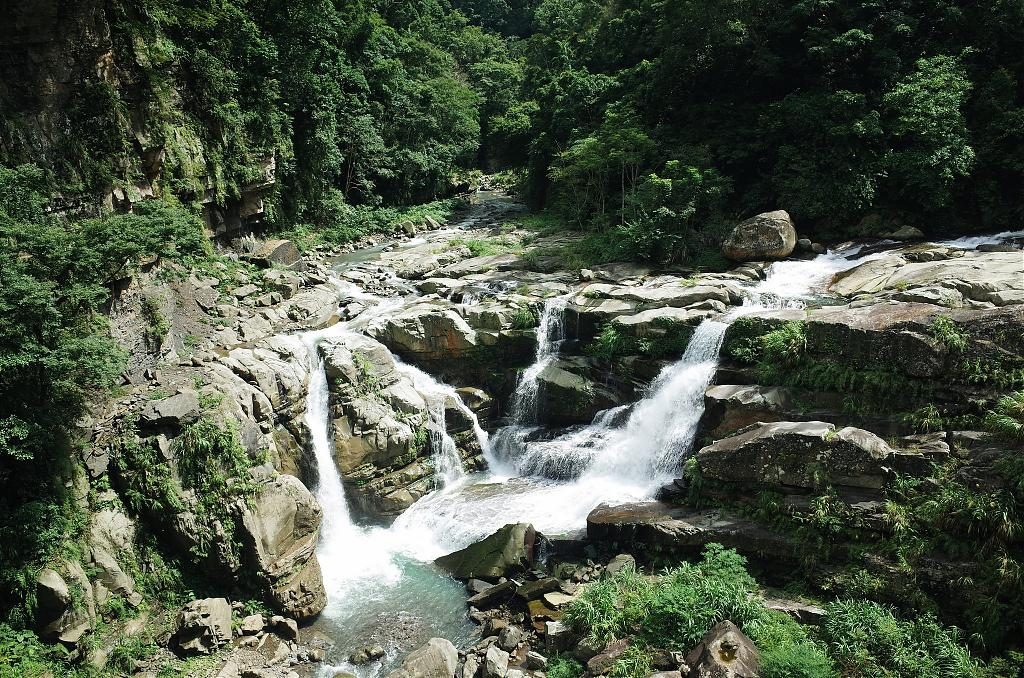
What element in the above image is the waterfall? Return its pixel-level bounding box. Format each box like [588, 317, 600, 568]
[301, 333, 404, 611]
[395, 361, 490, 487]
[508, 296, 568, 424]
[583, 320, 729, 482]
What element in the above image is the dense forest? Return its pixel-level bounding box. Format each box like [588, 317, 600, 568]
[1, 0, 1024, 676]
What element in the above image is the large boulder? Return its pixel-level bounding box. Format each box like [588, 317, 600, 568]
[35, 568, 92, 644]
[701, 385, 792, 438]
[722, 211, 797, 262]
[386, 638, 460, 678]
[696, 421, 942, 492]
[172, 598, 233, 656]
[247, 239, 301, 269]
[535, 362, 620, 426]
[237, 474, 327, 620]
[139, 391, 201, 429]
[367, 302, 478, 362]
[587, 502, 799, 563]
[685, 621, 760, 678]
[435, 523, 539, 581]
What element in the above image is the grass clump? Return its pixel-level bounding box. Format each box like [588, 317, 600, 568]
[821, 600, 981, 677]
[929, 315, 968, 352]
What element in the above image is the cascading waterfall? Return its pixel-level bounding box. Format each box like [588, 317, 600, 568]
[584, 319, 729, 482]
[509, 296, 568, 423]
[301, 224, 1024, 672]
[396, 360, 490, 487]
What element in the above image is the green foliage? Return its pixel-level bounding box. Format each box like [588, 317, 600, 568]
[520, 0, 1024, 242]
[822, 600, 981, 678]
[281, 198, 465, 250]
[0, 623, 74, 678]
[587, 325, 630, 362]
[930, 315, 968, 352]
[546, 655, 584, 678]
[512, 307, 538, 329]
[760, 322, 807, 368]
[140, 294, 170, 350]
[106, 631, 159, 675]
[984, 391, 1024, 443]
[174, 417, 260, 561]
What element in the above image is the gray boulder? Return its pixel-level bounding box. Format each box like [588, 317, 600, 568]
[484, 645, 510, 678]
[248, 239, 301, 269]
[722, 211, 797, 262]
[140, 391, 201, 429]
[173, 598, 232, 656]
[387, 638, 460, 678]
[685, 621, 759, 678]
[435, 523, 539, 581]
[696, 421, 941, 492]
[237, 474, 327, 620]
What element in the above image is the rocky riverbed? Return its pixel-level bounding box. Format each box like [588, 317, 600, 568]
[50, 192, 1024, 677]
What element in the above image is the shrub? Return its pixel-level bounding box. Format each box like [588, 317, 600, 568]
[547, 655, 584, 678]
[821, 600, 982, 678]
[930, 315, 968, 352]
[512, 307, 538, 329]
[985, 391, 1024, 443]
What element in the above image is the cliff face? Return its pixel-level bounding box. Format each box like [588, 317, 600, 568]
[0, 0, 276, 234]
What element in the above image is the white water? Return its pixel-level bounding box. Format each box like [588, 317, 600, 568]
[306, 226, 1024, 670]
[934, 228, 1024, 249]
[508, 296, 569, 423]
[395, 360, 490, 487]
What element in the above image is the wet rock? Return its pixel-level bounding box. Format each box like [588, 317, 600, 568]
[722, 211, 797, 262]
[351, 645, 386, 664]
[467, 578, 493, 595]
[684, 621, 759, 678]
[535, 363, 620, 426]
[467, 581, 517, 609]
[173, 598, 232, 656]
[435, 523, 539, 581]
[387, 638, 460, 678]
[485, 645, 510, 678]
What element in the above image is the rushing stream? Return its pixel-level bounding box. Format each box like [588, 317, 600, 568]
[299, 224, 1024, 676]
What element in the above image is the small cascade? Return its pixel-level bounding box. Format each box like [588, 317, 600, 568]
[508, 296, 568, 423]
[583, 320, 729, 482]
[396, 361, 490, 488]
